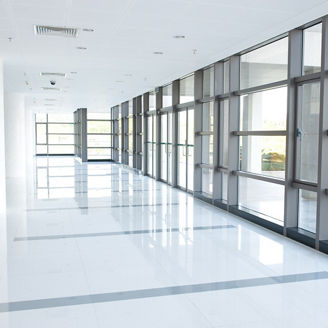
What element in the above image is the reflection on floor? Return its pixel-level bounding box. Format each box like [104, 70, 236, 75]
[0, 156, 327, 327]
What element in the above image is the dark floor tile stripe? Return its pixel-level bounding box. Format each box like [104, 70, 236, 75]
[0, 271, 327, 312]
[26, 203, 181, 212]
[14, 224, 236, 241]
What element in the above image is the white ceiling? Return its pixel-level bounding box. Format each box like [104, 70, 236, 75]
[1, 0, 328, 113]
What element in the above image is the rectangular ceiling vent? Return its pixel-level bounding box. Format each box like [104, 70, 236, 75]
[42, 87, 61, 91]
[41, 72, 66, 78]
[34, 25, 78, 38]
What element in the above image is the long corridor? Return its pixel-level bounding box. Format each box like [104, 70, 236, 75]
[1, 156, 328, 327]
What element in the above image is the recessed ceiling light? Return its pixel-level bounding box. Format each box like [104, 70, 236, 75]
[42, 87, 60, 91]
[82, 28, 94, 32]
[40, 72, 66, 77]
[153, 51, 164, 55]
[76, 46, 87, 50]
[173, 35, 185, 39]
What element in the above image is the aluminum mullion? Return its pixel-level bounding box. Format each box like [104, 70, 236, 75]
[193, 70, 203, 193]
[317, 16, 328, 245]
[292, 181, 318, 192]
[294, 72, 321, 84]
[233, 130, 287, 136]
[227, 56, 240, 208]
[284, 29, 303, 232]
[234, 170, 285, 185]
[213, 61, 224, 201]
[235, 79, 288, 96]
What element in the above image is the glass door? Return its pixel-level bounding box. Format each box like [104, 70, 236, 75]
[147, 116, 153, 176]
[160, 113, 168, 181]
[177, 108, 194, 192]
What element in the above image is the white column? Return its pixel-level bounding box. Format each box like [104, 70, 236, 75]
[4, 92, 26, 178]
[0, 60, 6, 211]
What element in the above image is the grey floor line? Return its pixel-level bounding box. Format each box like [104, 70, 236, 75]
[14, 224, 236, 241]
[0, 271, 327, 313]
[26, 202, 182, 212]
[74, 188, 162, 194]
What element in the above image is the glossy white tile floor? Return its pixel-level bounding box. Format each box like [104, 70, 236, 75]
[1, 156, 328, 327]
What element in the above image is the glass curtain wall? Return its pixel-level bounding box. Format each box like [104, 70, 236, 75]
[160, 84, 173, 183]
[87, 113, 112, 160]
[296, 22, 322, 233]
[238, 37, 288, 224]
[109, 16, 328, 252]
[35, 113, 75, 155]
[118, 105, 122, 163]
[177, 108, 194, 192]
[146, 114, 156, 177]
[128, 100, 134, 167]
[200, 66, 215, 196]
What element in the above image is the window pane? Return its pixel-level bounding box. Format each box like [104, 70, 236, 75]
[168, 113, 172, 143]
[129, 100, 133, 114]
[161, 114, 167, 143]
[188, 109, 194, 145]
[222, 173, 228, 202]
[240, 37, 288, 89]
[203, 66, 214, 98]
[87, 113, 111, 120]
[298, 190, 317, 233]
[48, 124, 74, 134]
[48, 135, 74, 145]
[88, 148, 111, 160]
[147, 116, 152, 142]
[188, 145, 194, 191]
[222, 100, 229, 167]
[149, 92, 156, 110]
[48, 114, 74, 123]
[178, 111, 186, 144]
[202, 102, 214, 131]
[36, 124, 47, 144]
[201, 135, 213, 165]
[147, 143, 153, 176]
[240, 136, 286, 179]
[240, 87, 287, 131]
[201, 168, 213, 195]
[224, 61, 230, 93]
[179, 75, 194, 103]
[296, 82, 320, 183]
[87, 135, 111, 147]
[168, 144, 173, 184]
[36, 113, 47, 123]
[163, 84, 172, 107]
[161, 144, 167, 181]
[238, 177, 284, 223]
[303, 23, 322, 75]
[48, 145, 74, 154]
[87, 121, 111, 133]
[36, 145, 47, 154]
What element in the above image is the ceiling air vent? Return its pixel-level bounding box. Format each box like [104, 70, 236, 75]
[34, 25, 78, 38]
[40, 72, 66, 78]
[42, 87, 61, 91]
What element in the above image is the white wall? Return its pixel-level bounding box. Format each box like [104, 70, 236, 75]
[4, 92, 26, 178]
[0, 61, 6, 213]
